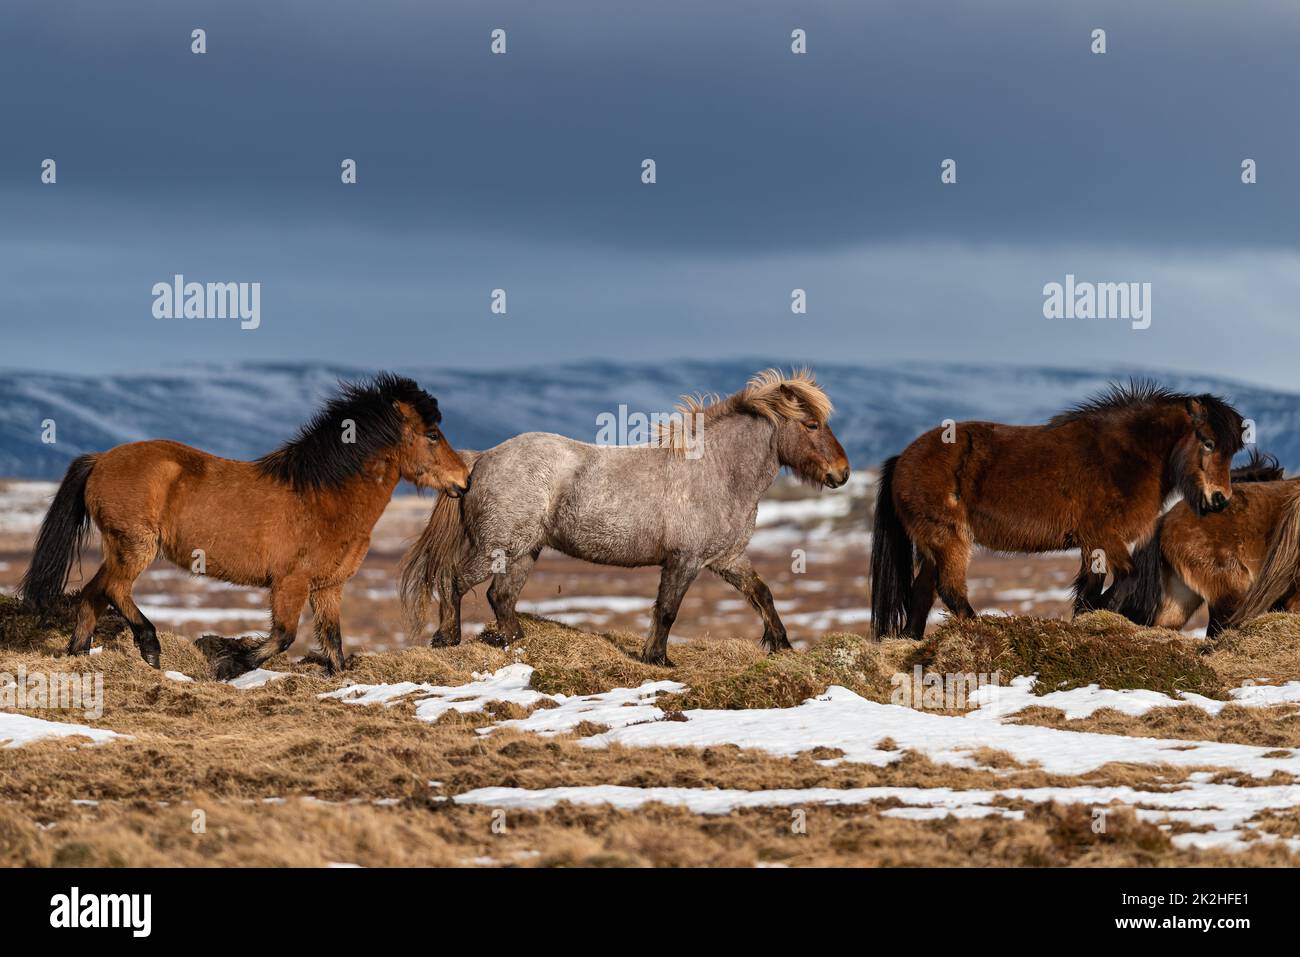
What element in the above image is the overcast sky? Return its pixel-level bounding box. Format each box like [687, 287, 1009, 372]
[3, 0, 1299, 388]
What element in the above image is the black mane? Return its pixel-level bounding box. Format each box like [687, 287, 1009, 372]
[1231, 448, 1285, 483]
[256, 373, 441, 492]
[1049, 379, 1245, 453]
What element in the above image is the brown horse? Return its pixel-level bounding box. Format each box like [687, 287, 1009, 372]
[871, 382, 1245, 639]
[1111, 452, 1292, 635]
[18, 374, 469, 677]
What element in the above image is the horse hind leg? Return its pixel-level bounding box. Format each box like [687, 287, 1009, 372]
[931, 538, 975, 620]
[98, 531, 163, 668]
[433, 547, 495, 648]
[642, 557, 703, 667]
[907, 555, 938, 640]
[68, 566, 109, 656]
[483, 548, 539, 647]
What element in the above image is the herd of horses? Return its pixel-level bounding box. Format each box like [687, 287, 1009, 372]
[15, 369, 1300, 676]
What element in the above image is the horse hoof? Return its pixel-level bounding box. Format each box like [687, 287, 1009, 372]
[641, 653, 674, 668]
[761, 638, 794, 655]
[138, 639, 162, 669]
[429, 632, 461, 648]
[479, 627, 522, 648]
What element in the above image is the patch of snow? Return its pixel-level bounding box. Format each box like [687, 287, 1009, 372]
[487, 679, 686, 736]
[322, 664, 685, 731]
[580, 685, 1300, 779]
[0, 712, 120, 748]
[968, 675, 1300, 721]
[137, 605, 267, 625]
[756, 495, 852, 525]
[452, 781, 1300, 851]
[227, 669, 289, 690]
[516, 596, 654, 615]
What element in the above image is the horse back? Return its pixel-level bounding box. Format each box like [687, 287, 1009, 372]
[893, 418, 1154, 550]
[85, 439, 269, 532]
[1161, 478, 1300, 580]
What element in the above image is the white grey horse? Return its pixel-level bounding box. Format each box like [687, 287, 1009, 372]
[400, 369, 850, 665]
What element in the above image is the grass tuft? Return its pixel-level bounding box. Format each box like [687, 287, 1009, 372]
[909, 612, 1224, 699]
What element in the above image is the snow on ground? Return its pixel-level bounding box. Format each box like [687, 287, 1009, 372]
[0, 481, 57, 533]
[452, 780, 1300, 852]
[137, 604, 268, 625]
[306, 661, 1300, 851]
[756, 494, 853, 526]
[326, 664, 1300, 779]
[512, 596, 655, 627]
[489, 679, 686, 736]
[322, 663, 686, 731]
[226, 669, 289, 690]
[583, 685, 1300, 779]
[968, 675, 1300, 721]
[0, 710, 120, 748]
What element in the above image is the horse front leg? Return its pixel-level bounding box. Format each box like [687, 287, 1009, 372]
[1071, 556, 1105, 615]
[310, 584, 347, 675]
[709, 555, 792, 653]
[252, 575, 309, 669]
[1089, 539, 1135, 613]
[641, 558, 702, 667]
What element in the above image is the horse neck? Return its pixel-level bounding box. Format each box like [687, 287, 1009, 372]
[1126, 404, 1191, 495]
[704, 413, 781, 501]
[315, 453, 402, 521]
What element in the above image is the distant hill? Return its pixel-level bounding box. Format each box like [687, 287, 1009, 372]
[2, 359, 1299, 479]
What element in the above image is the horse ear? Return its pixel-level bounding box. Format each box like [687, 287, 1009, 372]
[1185, 397, 1206, 424]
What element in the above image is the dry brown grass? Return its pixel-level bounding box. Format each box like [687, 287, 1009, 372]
[1207, 613, 1300, 684]
[5, 795, 1298, 868]
[912, 611, 1224, 698]
[5, 594, 1300, 866]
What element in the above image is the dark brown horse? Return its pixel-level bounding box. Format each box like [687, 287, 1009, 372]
[1111, 452, 1291, 635]
[871, 382, 1245, 639]
[18, 374, 469, 676]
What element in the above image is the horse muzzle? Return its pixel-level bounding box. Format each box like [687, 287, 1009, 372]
[1202, 490, 1229, 513]
[824, 466, 850, 489]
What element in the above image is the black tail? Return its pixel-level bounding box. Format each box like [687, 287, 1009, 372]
[1109, 527, 1164, 626]
[17, 454, 98, 612]
[870, 455, 914, 639]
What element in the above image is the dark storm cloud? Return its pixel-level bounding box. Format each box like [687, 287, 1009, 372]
[2, 0, 1299, 382]
[4, 0, 1298, 253]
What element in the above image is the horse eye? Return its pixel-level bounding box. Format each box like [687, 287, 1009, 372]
[804, 421, 819, 431]
[1201, 439, 1215, 452]
[427, 433, 440, 444]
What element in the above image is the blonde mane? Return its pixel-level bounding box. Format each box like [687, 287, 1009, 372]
[656, 368, 833, 453]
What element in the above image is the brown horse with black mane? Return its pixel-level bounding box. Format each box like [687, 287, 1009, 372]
[1112, 451, 1298, 635]
[871, 382, 1246, 639]
[18, 374, 469, 677]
